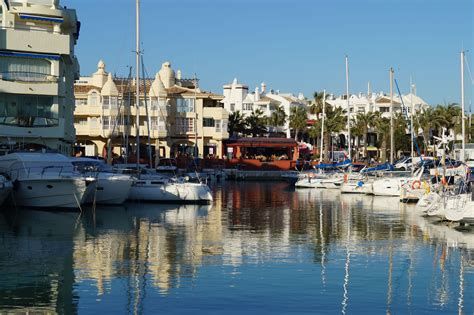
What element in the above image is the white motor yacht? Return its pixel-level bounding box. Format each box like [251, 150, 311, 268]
[117, 167, 213, 203]
[0, 175, 13, 206]
[0, 152, 94, 209]
[71, 158, 133, 205]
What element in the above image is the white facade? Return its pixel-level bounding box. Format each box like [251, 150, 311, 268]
[325, 92, 429, 119]
[0, 0, 80, 154]
[222, 79, 307, 138]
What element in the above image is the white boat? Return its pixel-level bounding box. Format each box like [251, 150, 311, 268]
[294, 173, 328, 188]
[372, 168, 423, 197]
[117, 167, 213, 203]
[340, 176, 374, 194]
[71, 158, 133, 205]
[0, 175, 13, 206]
[0, 152, 94, 209]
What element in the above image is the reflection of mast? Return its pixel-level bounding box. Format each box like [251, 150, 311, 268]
[319, 202, 326, 286]
[386, 227, 393, 314]
[458, 251, 465, 315]
[341, 196, 351, 315]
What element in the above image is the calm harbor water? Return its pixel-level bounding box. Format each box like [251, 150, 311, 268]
[0, 182, 473, 314]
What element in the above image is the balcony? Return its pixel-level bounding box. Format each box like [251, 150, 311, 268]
[0, 71, 58, 83]
[0, 27, 71, 55]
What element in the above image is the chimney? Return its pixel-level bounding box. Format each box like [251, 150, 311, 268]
[255, 87, 260, 101]
[261, 82, 266, 93]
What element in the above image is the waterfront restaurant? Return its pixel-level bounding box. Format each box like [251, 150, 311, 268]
[224, 137, 299, 170]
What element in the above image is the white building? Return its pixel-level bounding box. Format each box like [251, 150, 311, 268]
[0, 0, 80, 154]
[324, 91, 429, 118]
[222, 79, 307, 138]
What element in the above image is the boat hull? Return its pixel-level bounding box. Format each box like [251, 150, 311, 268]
[85, 174, 132, 205]
[7, 178, 89, 209]
[128, 181, 213, 203]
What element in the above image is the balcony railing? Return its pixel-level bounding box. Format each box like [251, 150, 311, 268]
[0, 71, 58, 83]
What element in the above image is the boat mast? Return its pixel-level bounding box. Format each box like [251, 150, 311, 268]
[410, 78, 414, 173]
[319, 89, 326, 163]
[390, 67, 394, 164]
[461, 50, 465, 162]
[135, 0, 141, 166]
[345, 56, 351, 160]
[194, 73, 198, 158]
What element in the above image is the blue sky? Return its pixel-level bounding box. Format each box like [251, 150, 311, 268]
[65, 0, 473, 106]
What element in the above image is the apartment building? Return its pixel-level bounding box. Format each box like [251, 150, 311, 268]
[222, 78, 308, 138]
[0, 0, 80, 154]
[74, 61, 228, 162]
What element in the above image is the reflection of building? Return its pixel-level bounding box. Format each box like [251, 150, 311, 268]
[0, 0, 80, 154]
[74, 61, 229, 160]
[222, 79, 308, 138]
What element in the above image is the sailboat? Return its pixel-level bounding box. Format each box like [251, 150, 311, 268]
[125, 0, 213, 204]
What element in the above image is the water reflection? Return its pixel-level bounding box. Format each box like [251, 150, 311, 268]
[0, 182, 472, 314]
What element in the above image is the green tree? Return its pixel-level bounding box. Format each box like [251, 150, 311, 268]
[413, 106, 446, 153]
[352, 112, 377, 158]
[289, 106, 308, 141]
[374, 113, 390, 162]
[268, 105, 287, 134]
[323, 105, 346, 161]
[228, 111, 247, 137]
[245, 109, 267, 137]
[350, 115, 365, 161]
[309, 91, 326, 115]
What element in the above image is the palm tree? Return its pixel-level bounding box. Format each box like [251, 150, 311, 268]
[228, 110, 247, 137]
[350, 116, 365, 161]
[323, 105, 346, 161]
[436, 103, 461, 142]
[307, 122, 321, 157]
[352, 112, 377, 158]
[245, 109, 267, 137]
[374, 113, 390, 162]
[268, 105, 287, 135]
[289, 106, 308, 141]
[309, 91, 325, 115]
[413, 107, 446, 153]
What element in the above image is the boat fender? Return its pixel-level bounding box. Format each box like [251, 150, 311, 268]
[343, 174, 348, 183]
[357, 181, 364, 187]
[411, 180, 421, 190]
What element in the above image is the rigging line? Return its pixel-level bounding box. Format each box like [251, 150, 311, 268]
[464, 56, 474, 85]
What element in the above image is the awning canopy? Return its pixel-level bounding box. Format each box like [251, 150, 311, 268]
[0, 50, 60, 60]
[19, 13, 64, 24]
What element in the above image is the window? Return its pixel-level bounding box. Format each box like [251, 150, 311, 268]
[0, 93, 57, 127]
[75, 98, 87, 106]
[0, 56, 52, 82]
[89, 92, 99, 106]
[357, 107, 365, 113]
[150, 97, 166, 110]
[203, 117, 215, 127]
[379, 107, 389, 113]
[176, 98, 195, 112]
[243, 103, 253, 111]
[102, 116, 110, 129]
[102, 96, 110, 109]
[176, 118, 194, 133]
[215, 119, 221, 132]
[230, 103, 235, 111]
[75, 118, 88, 125]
